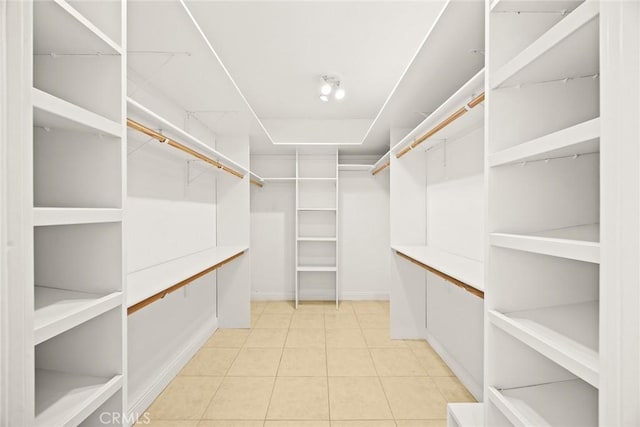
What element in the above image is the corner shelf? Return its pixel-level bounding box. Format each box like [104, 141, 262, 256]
[34, 287, 122, 345]
[33, 88, 122, 137]
[490, 224, 600, 264]
[489, 118, 600, 167]
[127, 246, 247, 308]
[34, 0, 123, 55]
[489, 301, 599, 388]
[35, 370, 122, 427]
[487, 380, 598, 427]
[491, 1, 600, 88]
[392, 245, 484, 293]
[33, 208, 122, 227]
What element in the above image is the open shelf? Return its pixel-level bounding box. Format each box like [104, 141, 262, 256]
[297, 266, 337, 272]
[33, 208, 122, 227]
[338, 164, 373, 172]
[491, 224, 600, 264]
[297, 177, 336, 181]
[297, 207, 336, 212]
[127, 246, 247, 307]
[127, 97, 249, 177]
[297, 237, 337, 242]
[448, 402, 484, 427]
[491, 1, 599, 88]
[490, 117, 600, 167]
[35, 369, 122, 427]
[392, 245, 484, 292]
[34, 0, 122, 56]
[263, 177, 296, 182]
[33, 88, 122, 138]
[34, 287, 122, 345]
[488, 380, 597, 427]
[489, 301, 599, 387]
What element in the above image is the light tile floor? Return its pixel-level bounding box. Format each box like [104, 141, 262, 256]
[145, 300, 475, 427]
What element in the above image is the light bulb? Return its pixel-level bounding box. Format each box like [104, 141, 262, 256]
[334, 87, 345, 100]
[319, 95, 329, 102]
[320, 83, 332, 96]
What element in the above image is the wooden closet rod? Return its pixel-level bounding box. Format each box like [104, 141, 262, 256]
[127, 250, 245, 315]
[396, 252, 484, 299]
[127, 118, 245, 179]
[372, 161, 390, 176]
[396, 92, 485, 159]
[250, 179, 264, 187]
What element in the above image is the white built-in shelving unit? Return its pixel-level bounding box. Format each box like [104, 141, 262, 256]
[295, 149, 339, 308]
[28, 0, 127, 424]
[485, 1, 601, 425]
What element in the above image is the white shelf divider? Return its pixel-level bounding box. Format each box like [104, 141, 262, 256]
[490, 224, 600, 264]
[487, 380, 598, 427]
[297, 237, 337, 242]
[489, 301, 599, 388]
[34, 287, 122, 345]
[392, 245, 484, 292]
[34, 370, 122, 427]
[33, 88, 122, 137]
[490, 0, 600, 89]
[127, 246, 247, 307]
[297, 177, 337, 181]
[489, 118, 600, 167]
[33, 208, 122, 227]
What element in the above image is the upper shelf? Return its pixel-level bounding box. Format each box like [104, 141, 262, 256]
[488, 379, 597, 427]
[491, 1, 599, 89]
[392, 245, 484, 294]
[489, 118, 600, 167]
[34, 0, 122, 56]
[371, 152, 391, 175]
[33, 208, 122, 227]
[338, 164, 374, 172]
[33, 88, 122, 138]
[489, 301, 599, 388]
[127, 98, 249, 177]
[392, 69, 485, 159]
[127, 246, 247, 309]
[491, 223, 600, 264]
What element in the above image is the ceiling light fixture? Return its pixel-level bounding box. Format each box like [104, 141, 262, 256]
[319, 74, 345, 102]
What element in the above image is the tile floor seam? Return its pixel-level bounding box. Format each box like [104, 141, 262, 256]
[263, 326, 288, 422]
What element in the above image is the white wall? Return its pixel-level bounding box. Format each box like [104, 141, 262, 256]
[250, 154, 390, 300]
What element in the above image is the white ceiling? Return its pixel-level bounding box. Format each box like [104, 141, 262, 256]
[184, 1, 445, 121]
[127, 1, 484, 155]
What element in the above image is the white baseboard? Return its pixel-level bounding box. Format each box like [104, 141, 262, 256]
[424, 330, 483, 402]
[251, 290, 389, 301]
[127, 316, 218, 424]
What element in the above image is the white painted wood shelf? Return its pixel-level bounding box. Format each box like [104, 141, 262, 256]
[489, 301, 599, 388]
[489, 118, 600, 167]
[127, 246, 247, 307]
[33, 88, 122, 137]
[34, 286, 122, 345]
[488, 380, 598, 427]
[338, 164, 374, 171]
[297, 266, 337, 272]
[297, 207, 336, 212]
[127, 98, 249, 176]
[34, 0, 122, 55]
[263, 177, 296, 182]
[297, 237, 337, 242]
[448, 402, 484, 427]
[35, 369, 122, 427]
[33, 208, 122, 227]
[491, 224, 600, 263]
[392, 245, 484, 292]
[297, 177, 337, 181]
[491, 1, 599, 88]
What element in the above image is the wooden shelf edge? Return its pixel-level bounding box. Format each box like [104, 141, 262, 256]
[394, 250, 484, 299]
[127, 250, 245, 315]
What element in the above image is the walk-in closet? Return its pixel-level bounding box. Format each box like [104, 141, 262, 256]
[2, 0, 639, 426]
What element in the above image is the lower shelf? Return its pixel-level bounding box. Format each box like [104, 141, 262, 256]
[488, 380, 598, 427]
[448, 402, 484, 427]
[297, 266, 337, 272]
[34, 286, 122, 345]
[35, 369, 122, 427]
